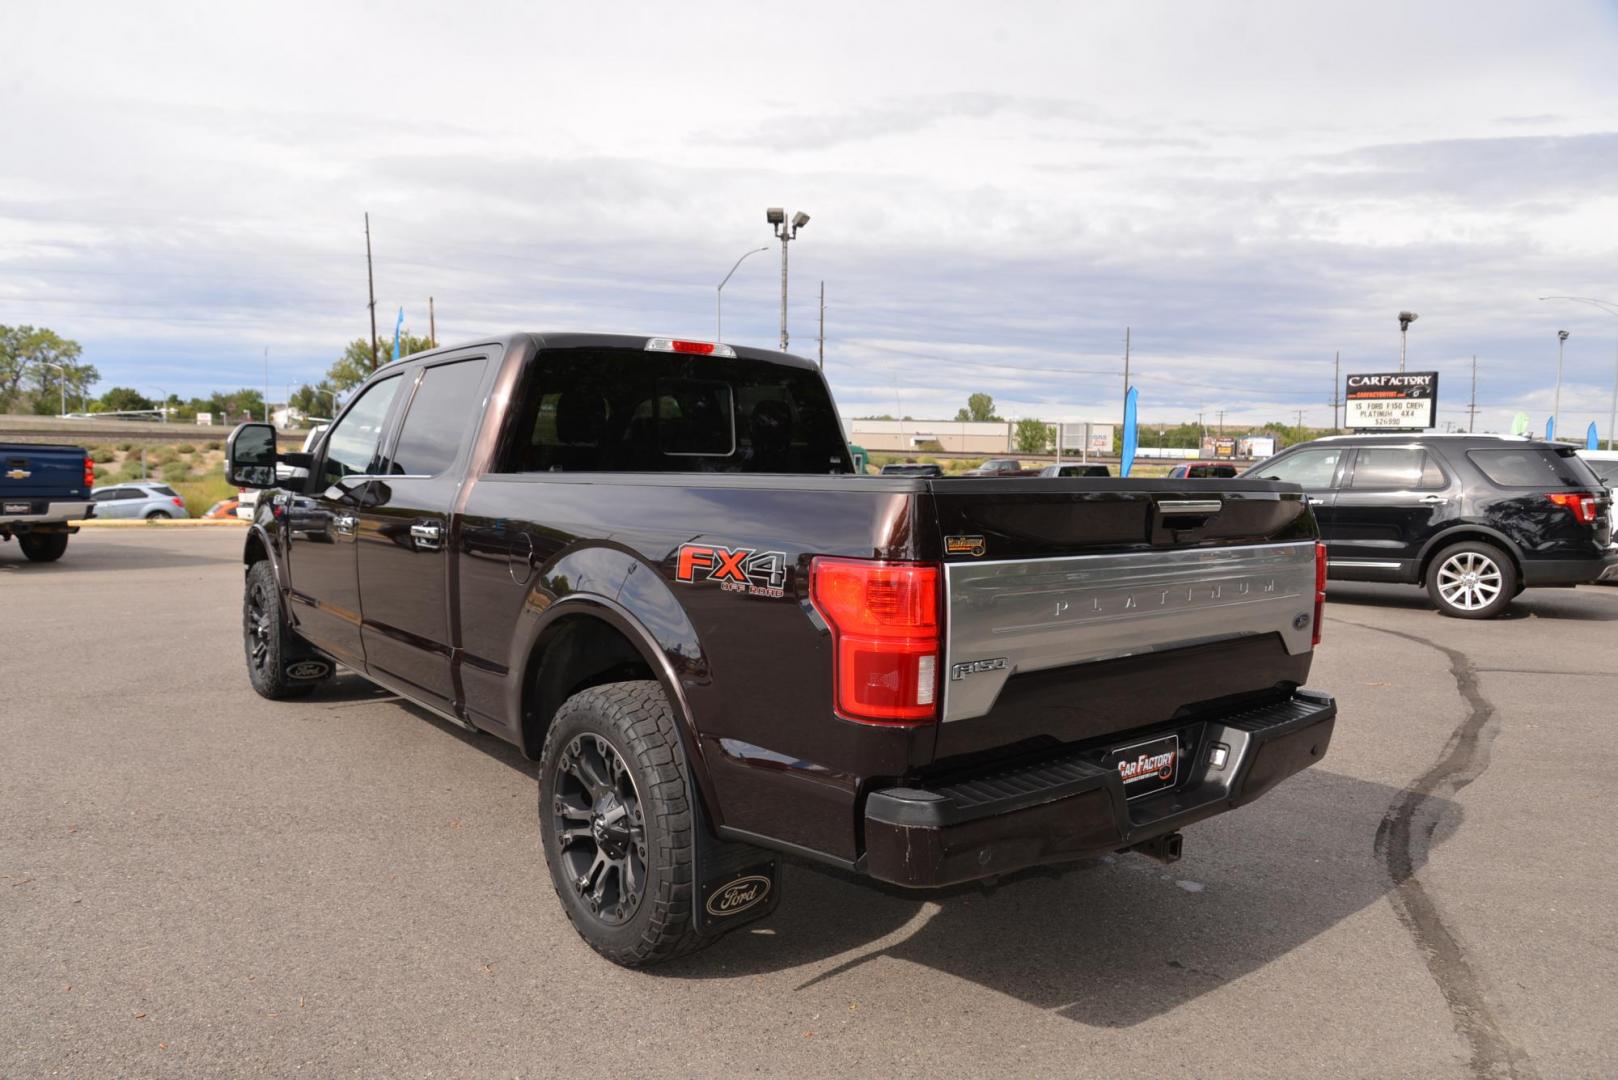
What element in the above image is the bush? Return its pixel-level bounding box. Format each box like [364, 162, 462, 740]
[172, 471, 238, 518]
[176, 443, 196, 454]
[92, 464, 111, 479]
[204, 440, 221, 451]
[161, 462, 191, 484]
[115, 441, 134, 452]
[89, 447, 115, 463]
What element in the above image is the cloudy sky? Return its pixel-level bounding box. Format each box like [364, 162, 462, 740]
[6, 0, 1618, 434]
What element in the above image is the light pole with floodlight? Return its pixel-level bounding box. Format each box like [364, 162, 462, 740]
[1398, 311, 1418, 372]
[1541, 296, 1618, 450]
[40, 362, 66, 417]
[1555, 330, 1569, 442]
[766, 208, 809, 352]
[716, 246, 769, 342]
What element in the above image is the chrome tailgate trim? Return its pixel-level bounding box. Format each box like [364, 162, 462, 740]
[942, 541, 1317, 722]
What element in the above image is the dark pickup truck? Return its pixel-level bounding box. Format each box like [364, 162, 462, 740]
[1, 443, 94, 561]
[227, 332, 1337, 966]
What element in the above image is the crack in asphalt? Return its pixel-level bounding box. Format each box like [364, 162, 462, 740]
[1337, 618, 1538, 1080]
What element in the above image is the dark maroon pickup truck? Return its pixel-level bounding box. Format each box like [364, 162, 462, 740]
[227, 332, 1337, 966]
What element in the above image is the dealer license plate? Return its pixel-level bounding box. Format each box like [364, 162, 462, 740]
[3, 501, 32, 515]
[1107, 733, 1180, 799]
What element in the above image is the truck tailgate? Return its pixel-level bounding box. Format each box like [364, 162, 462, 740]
[1, 444, 89, 501]
[926, 478, 1319, 760]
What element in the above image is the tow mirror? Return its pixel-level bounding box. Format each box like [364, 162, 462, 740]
[227, 423, 278, 488]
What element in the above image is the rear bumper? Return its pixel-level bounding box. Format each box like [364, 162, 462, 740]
[1520, 552, 1618, 587]
[0, 499, 94, 531]
[862, 690, 1336, 888]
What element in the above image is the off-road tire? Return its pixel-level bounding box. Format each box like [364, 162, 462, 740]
[1426, 540, 1517, 620]
[244, 560, 319, 699]
[18, 532, 68, 562]
[538, 680, 707, 967]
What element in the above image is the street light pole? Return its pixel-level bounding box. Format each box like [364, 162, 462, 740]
[1541, 296, 1618, 451]
[1398, 311, 1418, 372]
[150, 387, 167, 423]
[42, 362, 66, 417]
[1555, 330, 1569, 441]
[766, 208, 810, 352]
[716, 246, 769, 342]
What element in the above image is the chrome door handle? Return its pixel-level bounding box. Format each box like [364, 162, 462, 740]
[410, 522, 443, 550]
[1419, 495, 1448, 504]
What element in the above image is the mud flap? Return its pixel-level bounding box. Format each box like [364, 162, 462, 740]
[692, 793, 780, 937]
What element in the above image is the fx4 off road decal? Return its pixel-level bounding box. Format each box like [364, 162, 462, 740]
[675, 544, 788, 599]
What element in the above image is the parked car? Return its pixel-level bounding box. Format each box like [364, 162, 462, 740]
[1166, 461, 1239, 479]
[1244, 434, 1617, 618]
[962, 457, 1039, 476]
[0, 442, 93, 561]
[1039, 463, 1110, 477]
[90, 482, 188, 520]
[879, 462, 945, 477]
[228, 331, 1336, 967]
[1575, 448, 1618, 489]
[202, 497, 242, 520]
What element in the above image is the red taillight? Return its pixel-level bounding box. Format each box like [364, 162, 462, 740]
[172, 497, 185, 508]
[1313, 541, 1327, 647]
[1546, 491, 1599, 524]
[83, 454, 94, 488]
[809, 557, 940, 725]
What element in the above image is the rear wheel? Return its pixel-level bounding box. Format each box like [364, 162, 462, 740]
[146, 509, 173, 520]
[18, 532, 68, 562]
[538, 681, 707, 967]
[1426, 541, 1516, 619]
[244, 560, 322, 698]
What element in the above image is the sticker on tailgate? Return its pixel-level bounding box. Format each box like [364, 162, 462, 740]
[1108, 734, 1180, 799]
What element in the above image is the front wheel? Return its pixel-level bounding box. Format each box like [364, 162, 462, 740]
[244, 560, 324, 698]
[18, 532, 68, 562]
[538, 681, 707, 967]
[1426, 541, 1517, 619]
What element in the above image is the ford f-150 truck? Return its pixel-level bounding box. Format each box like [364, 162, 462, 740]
[1, 443, 94, 561]
[227, 332, 1337, 966]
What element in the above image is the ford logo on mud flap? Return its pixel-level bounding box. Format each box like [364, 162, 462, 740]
[286, 660, 332, 681]
[705, 875, 770, 917]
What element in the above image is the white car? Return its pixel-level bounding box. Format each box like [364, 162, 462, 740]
[237, 424, 328, 519]
[1576, 449, 1618, 580]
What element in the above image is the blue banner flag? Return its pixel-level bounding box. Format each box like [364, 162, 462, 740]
[1588, 422, 1599, 450]
[392, 307, 405, 362]
[1545, 417, 1555, 442]
[1121, 386, 1139, 478]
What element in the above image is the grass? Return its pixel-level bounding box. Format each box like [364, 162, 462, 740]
[172, 470, 238, 517]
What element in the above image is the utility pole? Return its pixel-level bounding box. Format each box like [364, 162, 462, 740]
[263, 346, 270, 422]
[817, 281, 825, 370]
[1467, 356, 1479, 433]
[1122, 326, 1131, 444]
[365, 212, 379, 371]
[1197, 410, 1205, 451]
[1218, 409, 1226, 435]
[429, 297, 436, 348]
[1330, 351, 1341, 431]
[1295, 409, 1304, 439]
[1555, 331, 1569, 441]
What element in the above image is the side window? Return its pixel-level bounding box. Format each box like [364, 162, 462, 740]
[1348, 448, 1444, 490]
[387, 359, 488, 477]
[321, 376, 402, 485]
[117, 488, 145, 500]
[91, 489, 117, 502]
[1253, 449, 1343, 488]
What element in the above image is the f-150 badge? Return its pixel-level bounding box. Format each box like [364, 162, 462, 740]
[675, 543, 788, 599]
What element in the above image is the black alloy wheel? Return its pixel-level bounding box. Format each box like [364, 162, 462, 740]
[243, 560, 319, 699]
[549, 733, 647, 926]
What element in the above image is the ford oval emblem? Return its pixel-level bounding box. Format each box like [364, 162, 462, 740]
[286, 659, 333, 681]
[705, 874, 771, 917]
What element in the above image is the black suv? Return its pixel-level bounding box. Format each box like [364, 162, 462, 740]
[1246, 434, 1617, 618]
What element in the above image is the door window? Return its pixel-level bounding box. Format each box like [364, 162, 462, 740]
[387, 359, 488, 477]
[116, 488, 145, 500]
[91, 489, 118, 502]
[321, 376, 402, 485]
[1252, 448, 1343, 487]
[1348, 448, 1445, 490]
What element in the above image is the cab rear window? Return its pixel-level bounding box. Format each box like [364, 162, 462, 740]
[1467, 448, 1601, 488]
[496, 347, 851, 474]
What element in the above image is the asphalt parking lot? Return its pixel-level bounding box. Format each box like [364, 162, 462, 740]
[3, 528, 1616, 1079]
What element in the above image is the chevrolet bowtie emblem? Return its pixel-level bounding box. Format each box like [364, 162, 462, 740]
[5, 469, 30, 480]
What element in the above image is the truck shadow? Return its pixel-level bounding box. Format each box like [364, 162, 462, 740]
[655, 768, 1453, 1029]
[1326, 582, 1618, 621]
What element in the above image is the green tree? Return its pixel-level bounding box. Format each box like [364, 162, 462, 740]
[202, 389, 267, 424]
[953, 393, 1002, 423]
[99, 387, 155, 412]
[327, 332, 435, 394]
[0, 325, 94, 413]
[1014, 417, 1053, 454]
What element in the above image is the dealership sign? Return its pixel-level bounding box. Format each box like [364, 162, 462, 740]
[1345, 372, 1438, 431]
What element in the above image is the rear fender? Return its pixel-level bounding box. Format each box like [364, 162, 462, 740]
[504, 545, 719, 823]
